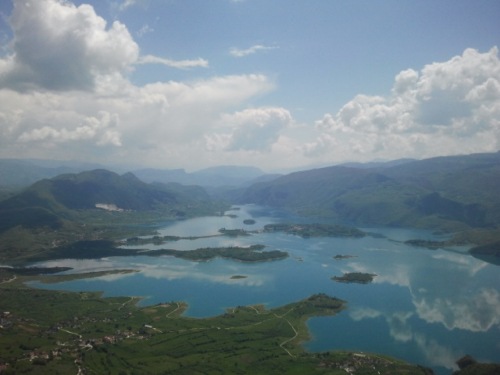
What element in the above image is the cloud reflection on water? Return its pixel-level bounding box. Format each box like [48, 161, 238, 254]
[412, 288, 500, 332]
[341, 247, 500, 334]
[136, 261, 268, 287]
[349, 307, 458, 370]
[37, 255, 270, 287]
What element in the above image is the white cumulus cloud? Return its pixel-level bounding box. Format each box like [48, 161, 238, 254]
[0, 0, 274, 166]
[18, 111, 121, 146]
[0, 0, 139, 91]
[307, 47, 500, 162]
[0, 0, 209, 94]
[207, 107, 294, 152]
[0, 74, 274, 162]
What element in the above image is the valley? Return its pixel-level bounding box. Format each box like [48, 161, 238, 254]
[0, 153, 499, 374]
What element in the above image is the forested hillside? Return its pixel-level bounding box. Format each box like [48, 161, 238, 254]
[240, 152, 500, 231]
[0, 169, 221, 228]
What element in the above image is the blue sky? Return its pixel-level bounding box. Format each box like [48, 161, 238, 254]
[0, 0, 499, 172]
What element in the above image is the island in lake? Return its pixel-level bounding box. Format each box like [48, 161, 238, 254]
[263, 223, 366, 238]
[230, 275, 248, 279]
[218, 228, 250, 236]
[158, 245, 288, 263]
[333, 254, 358, 260]
[331, 272, 377, 284]
[243, 219, 256, 225]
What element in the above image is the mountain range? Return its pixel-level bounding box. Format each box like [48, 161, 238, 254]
[1, 151, 499, 237]
[131, 165, 270, 187]
[0, 159, 273, 189]
[239, 152, 500, 231]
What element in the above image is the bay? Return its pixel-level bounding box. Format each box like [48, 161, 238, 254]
[30, 205, 500, 374]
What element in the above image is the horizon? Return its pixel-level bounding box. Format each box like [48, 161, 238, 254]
[0, 0, 499, 171]
[2, 149, 499, 175]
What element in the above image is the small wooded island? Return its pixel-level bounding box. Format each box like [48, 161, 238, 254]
[263, 223, 366, 238]
[218, 228, 250, 236]
[331, 272, 377, 284]
[333, 254, 358, 260]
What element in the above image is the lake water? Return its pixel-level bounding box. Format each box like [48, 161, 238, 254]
[30, 205, 500, 374]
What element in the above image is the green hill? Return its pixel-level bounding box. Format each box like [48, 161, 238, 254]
[0, 169, 226, 261]
[0, 169, 223, 233]
[240, 152, 500, 231]
[382, 152, 500, 206]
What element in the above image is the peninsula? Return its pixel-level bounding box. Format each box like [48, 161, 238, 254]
[22, 241, 288, 264]
[0, 275, 434, 375]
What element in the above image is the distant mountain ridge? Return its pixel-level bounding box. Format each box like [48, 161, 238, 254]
[338, 158, 416, 169]
[0, 159, 274, 189]
[239, 152, 500, 230]
[0, 158, 108, 187]
[132, 165, 267, 187]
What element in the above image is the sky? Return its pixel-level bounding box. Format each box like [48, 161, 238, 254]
[0, 0, 499, 172]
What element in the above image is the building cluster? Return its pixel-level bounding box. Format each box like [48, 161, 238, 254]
[0, 312, 12, 328]
[318, 352, 393, 373]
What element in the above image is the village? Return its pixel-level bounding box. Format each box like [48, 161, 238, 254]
[319, 352, 399, 374]
[0, 308, 155, 371]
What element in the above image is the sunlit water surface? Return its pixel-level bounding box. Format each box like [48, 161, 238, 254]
[29, 205, 500, 374]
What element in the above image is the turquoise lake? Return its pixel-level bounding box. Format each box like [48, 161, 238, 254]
[30, 205, 500, 374]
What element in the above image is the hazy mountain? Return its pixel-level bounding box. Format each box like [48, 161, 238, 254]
[195, 166, 264, 179]
[0, 158, 107, 187]
[239, 152, 500, 230]
[21, 158, 106, 170]
[382, 152, 500, 203]
[243, 173, 283, 186]
[132, 165, 266, 187]
[338, 158, 417, 169]
[129, 168, 189, 184]
[0, 158, 272, 194]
